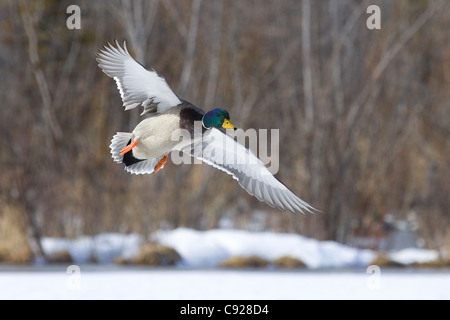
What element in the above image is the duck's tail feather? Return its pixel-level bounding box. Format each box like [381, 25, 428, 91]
[110, 132, 164, 175]
[110, 132, 134, 163]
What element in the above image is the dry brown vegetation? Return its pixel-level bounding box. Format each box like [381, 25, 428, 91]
[273, 256, 307, 269]
[411, 259, 450, 268]
[219, 255, 269, 268]
[0, 205, 33, 264]
[0, 0, 449, 262]
[369, 253, 406, 268]
[130, 243, 181, 266]
[47, 250, 73, 264]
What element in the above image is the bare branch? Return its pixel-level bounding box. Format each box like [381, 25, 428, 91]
[301, 0, 314, 130]
[19, 2, 63, 142]
[161, 0, 188, 38]
[178, 0, 202, 95]
[345, 1, 445, 133]
[204, 0, 223, 108]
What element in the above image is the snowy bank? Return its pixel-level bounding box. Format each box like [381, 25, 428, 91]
[155, 228, 375, 268]
[39, 228, 440, 269]
[41, 233, 142, 264]
[389, 248, 440, 265]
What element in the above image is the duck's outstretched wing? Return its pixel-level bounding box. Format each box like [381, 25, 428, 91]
[96, 40, 181, 115]
[184, 128, 317, 215]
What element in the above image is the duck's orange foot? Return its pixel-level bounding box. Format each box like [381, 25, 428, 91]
[120, 140, 137, 156]
[154, 155, 168, 173]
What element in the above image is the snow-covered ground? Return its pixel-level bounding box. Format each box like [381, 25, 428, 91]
[39, 228, 439, 268]
[1, 268, 449, 300]
[2, 228, 448, 300]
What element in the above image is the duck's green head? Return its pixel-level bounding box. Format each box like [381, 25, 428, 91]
[202, 108, 236, 130]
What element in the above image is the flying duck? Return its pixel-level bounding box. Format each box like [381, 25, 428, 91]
[97, 40, 317, 215]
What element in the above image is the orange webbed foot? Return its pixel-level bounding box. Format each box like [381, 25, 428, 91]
[120, 140, 137, 156]
[153, 155, 168, 173]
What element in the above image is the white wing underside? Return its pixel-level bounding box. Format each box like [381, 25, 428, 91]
[183, 129, 316, 215]
[97, 40, 182, 115]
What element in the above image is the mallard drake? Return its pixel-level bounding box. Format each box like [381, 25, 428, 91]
[97, 40, 317, 215]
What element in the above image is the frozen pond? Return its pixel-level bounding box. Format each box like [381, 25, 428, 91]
[1, 266, 449, 300]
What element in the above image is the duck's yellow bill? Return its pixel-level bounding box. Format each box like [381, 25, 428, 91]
[222, 120, 235, 130]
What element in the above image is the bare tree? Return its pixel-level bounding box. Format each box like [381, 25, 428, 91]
[0, 0, 448, 260]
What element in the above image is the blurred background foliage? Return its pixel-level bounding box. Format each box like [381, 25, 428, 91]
[0, 0, 449, 260]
